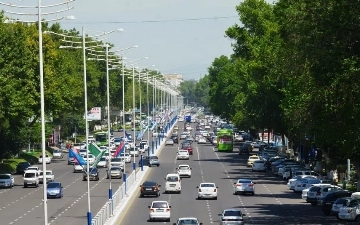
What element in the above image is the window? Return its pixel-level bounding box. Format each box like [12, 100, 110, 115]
[238, 180, 251, 184]
[178, 219, 198, 224]
[152, 202, 168, 208]
[24, 173, 35, 178]
[349, 200, 360, 207]
[200, 183, 215, 187]
[166, 176, 179, 182]
[224, 210, 242, 217]
[179, 167, 189, 170]
[0, 175, 10, 179]
[47, 183, 60, 188]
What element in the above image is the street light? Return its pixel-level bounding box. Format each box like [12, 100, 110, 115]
[0, 1, 74, 224]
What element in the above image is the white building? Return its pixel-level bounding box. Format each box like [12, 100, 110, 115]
[163, 74, 183, 87]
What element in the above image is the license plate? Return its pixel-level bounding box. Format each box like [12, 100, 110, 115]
[146, 188, 152, 190]
[170, 184, 176, 187]
[156, 209, 164, 212]
[310, 193, 314, 196]
[50, 193, 56, 195]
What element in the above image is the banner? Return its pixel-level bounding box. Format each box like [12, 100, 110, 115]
[69, 149, 86, 166]
[84, 107, 101, 121]
[88, 143, 102, 157]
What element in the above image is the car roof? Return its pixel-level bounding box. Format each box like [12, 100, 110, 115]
[166, 173, 179, 176]
[178, 164, 190, 167]
[200, 182, 215, 185]
[223, 209, 242, 212]
[178, 217, 199, 220]
[237, 179, 252, 182]
[151, 200, 168, 204]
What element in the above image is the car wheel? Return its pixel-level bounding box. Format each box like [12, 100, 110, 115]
[157, 165, 159, 167]
[157, 192, 160, 197]
[139, 194, 143, 198]
[148, 164, 151, 167]
[251, 192, 255, 196]
[178, 191, 181, 194]
[311, 202, 317, 206]
[106, 176, 109, 179]
[214, 197, 217, 200]
[24, 184, 27, 188]
[167, 218, 170, 222]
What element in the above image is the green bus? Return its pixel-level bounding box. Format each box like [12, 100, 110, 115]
[95, 131, 108, 146]
[217, 129, 234, 152]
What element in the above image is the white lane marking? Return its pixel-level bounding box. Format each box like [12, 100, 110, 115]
[196, 147, 213, 224]
[214, 148, 252, 220]
[48, 175, 107, 225]
[7, 202, 43, 225]
[0, 170, 72, 210]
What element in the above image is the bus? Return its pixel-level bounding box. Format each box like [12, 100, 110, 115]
[95, 131, 108, 146]
[216, 129, 234, 152]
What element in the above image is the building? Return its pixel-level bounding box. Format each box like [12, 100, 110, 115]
[163, 74, 183, 87]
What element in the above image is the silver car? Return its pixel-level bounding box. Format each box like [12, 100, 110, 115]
[165, 139, 174, 146]
[234, 179, 255, 195]
[0, 174, 14, 188]
[218, 209, 246, 225]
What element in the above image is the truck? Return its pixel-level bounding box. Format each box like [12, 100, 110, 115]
[185, 115, 191, 123]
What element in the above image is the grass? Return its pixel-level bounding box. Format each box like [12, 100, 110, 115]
[0, 150, 53, 174]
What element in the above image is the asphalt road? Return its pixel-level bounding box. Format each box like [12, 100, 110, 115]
[0, 129, 157, 225]
[118, 125, 346, 225]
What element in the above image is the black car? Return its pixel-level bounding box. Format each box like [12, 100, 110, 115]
[171, 135, 179, 144]
[83, 168, 99, 181]
[140, 181, 161, 197]
[16, 162, 31, 174]
[321, 191, 352, 215]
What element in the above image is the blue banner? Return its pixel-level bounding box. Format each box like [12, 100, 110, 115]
[69, 149, 86, 166]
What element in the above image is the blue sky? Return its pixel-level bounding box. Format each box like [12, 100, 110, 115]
[3, 0, 274, 80]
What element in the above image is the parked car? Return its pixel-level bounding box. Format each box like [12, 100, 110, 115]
[16, 162, 31, 174]
[321, 190, 352, 215]
[47, 182, 63, 198]
[139, 180, 161, 197]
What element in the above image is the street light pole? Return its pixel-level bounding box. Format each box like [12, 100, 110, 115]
[132, 65, 136, 178]
[146, 71, 150, 144]
[122, 57, 126, 175]
[138, 70, 142, 130]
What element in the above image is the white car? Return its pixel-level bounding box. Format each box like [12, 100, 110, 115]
[177, 150, 189, 160]
[178, 118, 184, 122]
[165, 173, 181, 193]
[174, 217, 202, 225]
[148, 201, 171, 222]
[73, 163, 84, 173]
[198, 137, 207, 144]
[23, 171, 39, 188]
[185, 126, 193, 131]
[39, 170, 54, 184]
[247, 155, 260, 167]
[252, 160, 266, 172]
[38, 154, 52, 164]
[177, 165, 191, 178]
[129, 148, 139, 157]
[26, 166, 41, 175]
[197, 183, 218, 200]
[97, 157, 108, 168]
[83, 155, 95, 164]
[119, 153, 131, 163]
[152, 132, 159, 137]
[78, 149, 88, 157]
[52, 150, 63, 159]
[204, 125, 211, 130]
[234, 179, 255, 195]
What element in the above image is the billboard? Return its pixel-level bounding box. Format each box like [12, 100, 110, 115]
[84, 107, 101, 121]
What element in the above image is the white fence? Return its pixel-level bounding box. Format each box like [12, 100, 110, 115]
[91, 170, 136, 225]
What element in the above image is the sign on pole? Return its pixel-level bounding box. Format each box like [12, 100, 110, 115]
[84, 107, 101, 121]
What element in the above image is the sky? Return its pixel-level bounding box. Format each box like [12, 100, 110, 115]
[2, 0, 273, 80]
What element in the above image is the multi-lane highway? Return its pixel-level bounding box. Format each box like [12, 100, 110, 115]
[118, 128, 342, 225]
[0, 129, 158, 225]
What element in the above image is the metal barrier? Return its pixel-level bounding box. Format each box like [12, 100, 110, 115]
[91, 170, 136, 225]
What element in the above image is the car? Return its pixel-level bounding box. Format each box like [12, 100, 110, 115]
[39, 170, 54, 184]
[78, 149, 88, 157]
[26, 166, 41, 175]
[73, 162, 84, 173]
[177, 165, 192, 178]
[173, 126, 179, 131]
[141, 155, 160, 167]
[83, 154, 95, 164]
[52, 150, 63, 159]
[239, 143, 253, 155]
[165, 173, 181, 193]
[321, 191, 352, 215]
[252, 160, 266, 172]
[106, 166, 123, 179]
[218, 209, 246, 225]
[148, 201, 171, 222]
[173, 217, 203, 225]
[119, 153, 131, 163]
[182, 145, 193, 155]
[198, 137, 206, 144]
[97, 157, 108, 168]
[152, 132, 159, 137]
[139, 181, 161, 197]
[38, 154, 52, 164]
[129, 147, 140, 157]
[23, 171, 39, 188]
[234, 179, 255, 195]
[47, 182, 63, 198]
[16, 162, 31, 174]
[165, 139, 175, 146]
[0, 174, 14, 188]
[180, 133, 187, 140]
[177, 150, 190, 160]
[197, 182, 218, 200]
[171, 136, 179, 144]
[330, 197, 352, 218]
[83, 168, 99, 181]
[247, 155, 260, 167]
[110, 158, 124, 169]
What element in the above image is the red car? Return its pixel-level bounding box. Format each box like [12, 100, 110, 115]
[182, 145, 193, 155]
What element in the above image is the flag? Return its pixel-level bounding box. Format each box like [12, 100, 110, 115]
[113, 141, 125, 158]
[92, 150, 107, 168]
[88, 143, 101, 157]
[69, 149, 86, 166]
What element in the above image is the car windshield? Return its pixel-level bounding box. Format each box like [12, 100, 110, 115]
[24, 173, 35, 178]
[150, 156, 158, 160]
[47, 183, 60, 188]
[178, 219, 198, 224]
[111, 167, 120, 171]
[166, 176, 179, 182]
[0, 174, 10, 179]
[238, 180, 251, 183]
[89, 168, 98, 173]
[53, 150, 60, 153]
[224, 211, 242, 217]
[100, 158, 106, 161]
[179, 166, 189, 170]
[143, 181, 156, 186]
[200, 183, 215, 187]
[152, 202, 168, 208]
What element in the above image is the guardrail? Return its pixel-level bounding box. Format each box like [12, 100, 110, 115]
[92, 170, 136, 225]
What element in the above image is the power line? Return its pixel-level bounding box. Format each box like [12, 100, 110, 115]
[66, 15, 238, 24]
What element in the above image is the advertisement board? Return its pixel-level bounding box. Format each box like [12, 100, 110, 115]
[84, 107, 101, 121]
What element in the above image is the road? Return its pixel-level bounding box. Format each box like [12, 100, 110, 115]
[0, 129, 159, 225]
[119, 127, 343, 225]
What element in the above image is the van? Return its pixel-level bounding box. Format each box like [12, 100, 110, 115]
[164, 173, 181, 194]
[23, 171, 39, 188]
[351, 192, 360, 199]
